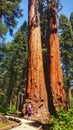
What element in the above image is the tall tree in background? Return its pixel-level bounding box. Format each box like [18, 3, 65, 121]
[0, 0, 22, 66]
[0, 21, 28, 112]
[26, 0, 49, 123]
[70, 12, 73, 31]
[46, 0, 66, 113]
[59, 13, 73, 106]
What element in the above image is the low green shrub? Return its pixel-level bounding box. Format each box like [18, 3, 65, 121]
[0, 104, 16, 115]
[49, 107, 73, 130]
[0, 103, 9, 114]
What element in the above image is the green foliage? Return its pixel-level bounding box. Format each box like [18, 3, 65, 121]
[0, 103, 16, 115]
[49, 108, 73, 130]
[0, 0, 22, 39]
[0, 21, 28, 111]
[39, 0, 47, 51]
[70, 12, 73, 30]
[0, 103, 9, 115]
[59, 13, 73, 90]
[9, 105, 16, 114]
[0, 19, 8, 39]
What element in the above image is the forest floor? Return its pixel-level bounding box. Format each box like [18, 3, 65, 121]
[9, 117, 42, 130]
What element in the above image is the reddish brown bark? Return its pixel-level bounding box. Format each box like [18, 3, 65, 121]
[25, 0, 49, 123]
[47, 0, 66, 112]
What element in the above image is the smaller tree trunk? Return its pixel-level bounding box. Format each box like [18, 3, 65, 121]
[67, 79, 72, 107]
[9, 96, 12, 112]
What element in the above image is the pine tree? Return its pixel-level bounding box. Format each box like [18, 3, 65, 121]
[0, 0, 22, 36]
[70, 12, 73, 31]
[59, 13, 73, 106]
[0, 21, 28, 111]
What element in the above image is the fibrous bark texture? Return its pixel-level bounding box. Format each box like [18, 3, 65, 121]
[26, 0, 49, 123]
[47, 0, 66, 113]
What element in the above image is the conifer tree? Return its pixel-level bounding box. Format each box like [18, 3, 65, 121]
[59, 13, 73, 106]
[0, 0, 22, 36]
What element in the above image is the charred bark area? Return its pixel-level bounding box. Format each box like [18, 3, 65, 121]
[25, 0, 49, 123]
[46, 0, 66, 113]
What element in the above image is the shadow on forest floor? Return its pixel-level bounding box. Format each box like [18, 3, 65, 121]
[26, 121, 42, 129]
[41, 124, 53, 130]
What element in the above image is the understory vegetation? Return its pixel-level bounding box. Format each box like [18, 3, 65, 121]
[49, 107, 73, 130]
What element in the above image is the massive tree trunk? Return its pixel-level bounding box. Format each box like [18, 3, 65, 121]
[46, 0, 66, 113]
[26, 0, 49, 123]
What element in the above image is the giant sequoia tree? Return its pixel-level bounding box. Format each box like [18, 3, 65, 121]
[26, 0, 49, 123]
[46, 0, 66, 112]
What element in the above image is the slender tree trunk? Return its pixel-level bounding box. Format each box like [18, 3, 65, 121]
[67, 79, 71, 107]
[26, 0, 49, 123]
[46, 0, 66, 113]
[9, 96, 12, 112]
